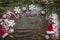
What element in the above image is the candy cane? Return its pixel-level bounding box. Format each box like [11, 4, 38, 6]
[6, 10, 19, 19]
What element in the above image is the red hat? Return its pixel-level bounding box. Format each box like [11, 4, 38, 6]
[47, 22, 54, 34]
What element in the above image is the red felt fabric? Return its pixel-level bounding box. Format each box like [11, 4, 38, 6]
[47, 23, 53, 31]
[0, 24, 6, 35]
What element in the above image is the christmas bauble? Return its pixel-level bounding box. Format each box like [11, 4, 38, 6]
[9, 29, 14, 33]
[45, 35, 49, 39]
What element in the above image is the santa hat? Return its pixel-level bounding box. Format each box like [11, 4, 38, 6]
[2, 33, 8, 38]
[0, 24, 8, 38]
[47, 22, 55, 34]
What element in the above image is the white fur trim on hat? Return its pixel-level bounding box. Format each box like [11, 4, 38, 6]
[2, 33, 8, 38]
[47, 31, 55, 34]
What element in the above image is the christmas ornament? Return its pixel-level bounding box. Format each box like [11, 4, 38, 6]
[41, 10, 46, 16]
[9, 29, 14, 33]
[45, 35, 49, 39]
[22, 7, 27, 11]
[8, 20, 16, 27]
[29, 4, 41, 15]
[29, 4, 40, 11]
[14, 6, 21, 13]
[41, 11, 45, 14]
[51, 13, 58, 20]
[29, 4, 36, 11]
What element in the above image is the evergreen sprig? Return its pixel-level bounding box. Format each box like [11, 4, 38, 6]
[0, 0, 60, 13]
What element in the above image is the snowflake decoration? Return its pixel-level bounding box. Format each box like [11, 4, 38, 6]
[51, 13, 59, 26]
[8, 20, 16, 27]
[51, 13, 58, 20]
[29, 4, 36, 11]
[29, 4, 41, 15]
[29, 4, 41, 11]
[14, 6, 21, 13]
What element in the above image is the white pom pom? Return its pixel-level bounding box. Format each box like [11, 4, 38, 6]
[45, 35, 49, 39]
[9, 29, 14, 33]
[22, 7, 26, 11]
[41, 11, 45, 14]
[14, 22, 15, 24]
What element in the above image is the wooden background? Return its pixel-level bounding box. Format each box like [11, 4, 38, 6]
[1, 12, 60, 40]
